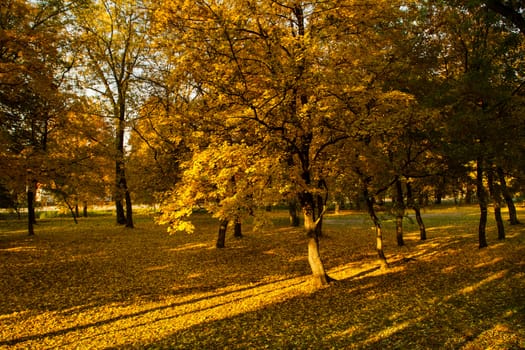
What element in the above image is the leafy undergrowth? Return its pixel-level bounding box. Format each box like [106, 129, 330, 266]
[0, 206, 524, 349]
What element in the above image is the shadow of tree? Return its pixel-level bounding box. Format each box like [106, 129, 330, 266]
[129, 224, 525, 349]
[0, 210, 524, 349]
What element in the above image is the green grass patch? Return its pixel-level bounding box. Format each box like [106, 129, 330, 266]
[0, 205, 524, 349]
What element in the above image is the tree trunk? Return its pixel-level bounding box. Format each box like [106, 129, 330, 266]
[115, 139, 125, 224]
[125, 189, 133, 228]
[234, 217, 242, 238]
[115, 197, 126, 225]
[497, 167, 520, 225]
[27, 185, 36, 236]
[434, 192, 442, 204]
[83, 201, 88, 217]
[115, 103, 133, 227]
[476, 157, 488, 248]
[315, 194, 324, 237]
[303, 207, 331, 287]
[406, 182, 426, 240]
[494, 203, 505, 240]
[307, 233, 329, 286]
[115, 162, 133, 227]
[115, 167, 126, 225]
[394, 177, 405, 247]
[75, 204, 79, 219]
[299, 190, 332, 287]
[364, 188, 389, 269]
[488, 168, 505, 240]
[288, 5, 332, 287]
[67, 203, 78, 224]
[414, 205, 427, 241]
[216, 219, 228, 248]
[288, 199, 300, 227]
[62, 194, 78, 224]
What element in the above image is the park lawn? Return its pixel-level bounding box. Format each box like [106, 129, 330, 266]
[0, 205, 524, 349]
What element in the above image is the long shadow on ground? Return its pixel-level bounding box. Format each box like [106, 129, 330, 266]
[125, 234, 525, 349]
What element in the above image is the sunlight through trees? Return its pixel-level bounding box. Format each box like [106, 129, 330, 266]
[1, 0, 524, 283]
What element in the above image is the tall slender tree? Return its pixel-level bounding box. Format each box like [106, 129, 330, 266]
[71, 0, 151, 227]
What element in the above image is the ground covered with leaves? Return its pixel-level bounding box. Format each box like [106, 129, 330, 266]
[0, 206, 524, 349]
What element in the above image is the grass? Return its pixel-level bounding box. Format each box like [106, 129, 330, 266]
[0, 205, 524, 349]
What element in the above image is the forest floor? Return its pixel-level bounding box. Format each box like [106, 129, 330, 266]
[0, 205, 524, 349]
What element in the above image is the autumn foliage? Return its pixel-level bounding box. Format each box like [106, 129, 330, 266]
[1, 0, 525, 346]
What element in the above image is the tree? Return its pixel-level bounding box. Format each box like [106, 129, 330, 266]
[127, 72, 192, 207]
[403, 1, 525, 247]
[406, 180, 427, 240]
[45, 103, 113, 222]
[71, 0, 152, 227]
[487, 166, 505, 240]
[152, 0, 414, 285]
[158, 142, 280, 244]
[497, 167, 521, 225]
[0, 0, 77, 234]
[362, 176, 390, 269]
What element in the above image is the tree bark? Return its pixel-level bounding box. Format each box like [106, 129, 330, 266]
[62, 193, 78, 224]
[406, 182, 426, 240]
[115, 101, 133, 227]
[407, 182, 426, 240]
[234, 217, 242, 238]
[115, 198, 126, 224]
[307, 233, 329, 286]
[315, 193, 324, 237]
[216, 219, 228, 248]
[414, 204, 427, 241]
[476, 157, 488, 248]
[364, 187, 389, 269]
[67, 203, 78, 224]
[299, 189, 332, 287]
[488, 168, 505, 240]
[394, 177, 405, 247]
[494, 201, 505, 240]
[115, 153, 129, 225]
[315, 179, 327, 236]
[27, 185, 36, 236]
[303, 204, 331, 287]
[115, 159, 126, 224]
[497, 167, 520, 225]
[125, 188, 133, 228]
[115, 161, 133, 227]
